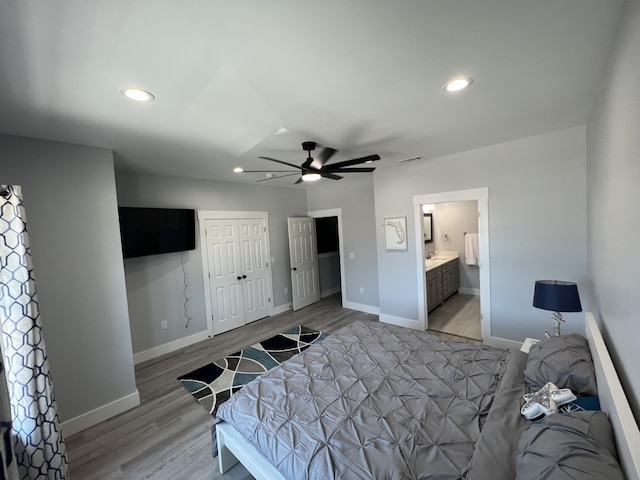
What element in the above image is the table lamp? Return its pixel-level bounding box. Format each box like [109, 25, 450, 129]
[533, 280, 582, 337]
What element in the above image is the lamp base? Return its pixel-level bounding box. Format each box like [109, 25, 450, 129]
[545, 311, 565, 338]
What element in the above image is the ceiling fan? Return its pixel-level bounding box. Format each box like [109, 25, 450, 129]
[240, 141, 381, 184]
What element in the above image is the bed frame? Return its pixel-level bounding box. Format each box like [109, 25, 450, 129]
[217, 313, 640, 480]
[585, 312, 640, 480]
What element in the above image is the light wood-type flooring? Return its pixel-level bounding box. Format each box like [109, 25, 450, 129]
[66, 294, 476, 480]
[427, 293, 482, 341]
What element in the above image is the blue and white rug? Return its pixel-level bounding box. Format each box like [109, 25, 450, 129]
[178, 325, 327, 416]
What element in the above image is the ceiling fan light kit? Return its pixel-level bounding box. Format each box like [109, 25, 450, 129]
[301, 173, 321, 182]
[236, 141, 380, 184]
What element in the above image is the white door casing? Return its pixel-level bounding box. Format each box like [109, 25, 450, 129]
[287, 217, 320, 311]
[199, 211, 273, 336]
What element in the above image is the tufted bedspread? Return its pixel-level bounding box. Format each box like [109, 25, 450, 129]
[217, 320, 528, 480]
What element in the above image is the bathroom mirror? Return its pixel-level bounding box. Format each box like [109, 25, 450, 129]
[423, 213, 433, 244]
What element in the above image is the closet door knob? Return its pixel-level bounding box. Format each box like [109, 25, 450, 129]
[237, 276, 242, 280]
[242, 275, 247, 279]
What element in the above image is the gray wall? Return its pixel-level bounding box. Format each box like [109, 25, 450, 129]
[374, 126, 589, 340]
[0, 134, 137, 422]
[586, 0, 640, 418]
[430, 201, 480, 291]
[306, 175, 379, 308]
[115, 172, 307, 354]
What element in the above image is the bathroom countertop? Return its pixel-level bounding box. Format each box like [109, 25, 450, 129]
[425, 252, 459, 272]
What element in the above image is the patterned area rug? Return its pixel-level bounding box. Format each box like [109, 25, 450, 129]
[178, 325, 327, 416]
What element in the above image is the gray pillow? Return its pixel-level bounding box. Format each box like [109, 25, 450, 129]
[524, 333, 597, 395]
[516, 411, 624, 480]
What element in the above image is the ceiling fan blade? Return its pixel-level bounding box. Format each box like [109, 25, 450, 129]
[294, 177, 304, 184]
[241, 170, 298, 173]
[259, 156, 302, 170]
[322, 154, 381, 171]
[310, 147, 338, 170]
[320, 172, 343, 180]
[255, 173, 300, 182]
[332, 167, 375, 173]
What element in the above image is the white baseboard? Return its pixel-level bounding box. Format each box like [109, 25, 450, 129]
[272, 303, 292, 315]
[379, 313, 424, 331]
[483, 336, 522, 350]
[62, 390, 140, 437]
[320, 286, 341, 298]
[342, 301, 380, 315]
[133, 330, 210, 365]
[459, 287, 480, 296]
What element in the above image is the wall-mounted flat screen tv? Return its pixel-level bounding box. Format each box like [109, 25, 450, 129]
[118, 207, 196, 259]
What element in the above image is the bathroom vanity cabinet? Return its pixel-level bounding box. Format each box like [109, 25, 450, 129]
[426, 257, 459, 312]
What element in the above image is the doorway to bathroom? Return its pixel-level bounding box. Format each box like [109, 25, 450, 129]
[413, 187, 491, 341]
[423, 200, 481, 341]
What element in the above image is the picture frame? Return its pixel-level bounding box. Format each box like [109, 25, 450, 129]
[384, 216, 408, 250]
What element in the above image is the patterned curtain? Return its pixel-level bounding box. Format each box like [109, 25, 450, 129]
[0, 186, 68, 479]
[0, 354, 18, 480]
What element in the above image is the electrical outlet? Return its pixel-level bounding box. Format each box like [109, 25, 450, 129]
[161, 321, 168, 330]
[359, 287, 364, 294]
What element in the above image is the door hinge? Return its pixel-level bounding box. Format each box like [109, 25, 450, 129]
[266, 262, 269, 268]
[208, 272, 210, 278]
[268, 298, 271, 303]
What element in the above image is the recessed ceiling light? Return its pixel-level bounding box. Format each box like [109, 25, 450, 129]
[120, 87, 155, 102]
[233, 167, 244, 173]
[443, 77, 473, 93]
[301, 173, 321, 182]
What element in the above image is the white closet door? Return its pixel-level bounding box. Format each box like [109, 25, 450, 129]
[239, 218, 270, 323]
[205, 219, 245, 334]
[287, 217, 319, 311]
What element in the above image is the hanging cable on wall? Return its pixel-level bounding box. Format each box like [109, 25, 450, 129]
[181, 251, 192, 328]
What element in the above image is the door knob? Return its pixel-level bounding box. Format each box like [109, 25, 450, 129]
[237, 276, 242, 280]
[242, 275, 247, 279]
[292, 267, 297, 271]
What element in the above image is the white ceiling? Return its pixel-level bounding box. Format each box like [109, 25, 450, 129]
[0, 0, 623, 187]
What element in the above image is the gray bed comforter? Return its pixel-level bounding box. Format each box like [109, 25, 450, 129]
[217, 320, 528, 480]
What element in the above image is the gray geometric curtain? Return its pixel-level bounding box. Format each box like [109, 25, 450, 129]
[0, 353, 18, 480]
[0, 185, 68, 480]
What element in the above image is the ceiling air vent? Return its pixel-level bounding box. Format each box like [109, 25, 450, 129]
[398, 156, 422, 163]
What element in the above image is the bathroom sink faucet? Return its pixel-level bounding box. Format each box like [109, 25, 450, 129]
[427, 251, 435, 259]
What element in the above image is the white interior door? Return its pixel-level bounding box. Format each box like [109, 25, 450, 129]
[287, 217, 319, 311]
[205, 219, 245, 334]
[239, 218, 270, 323]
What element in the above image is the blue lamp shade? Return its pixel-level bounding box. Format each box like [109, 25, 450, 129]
[533, 280, 582, 313]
